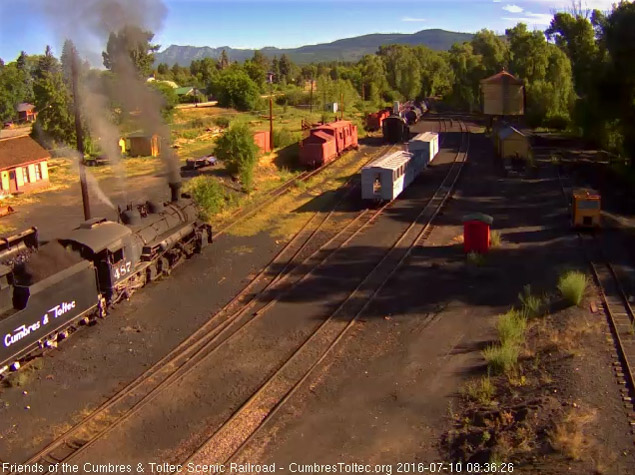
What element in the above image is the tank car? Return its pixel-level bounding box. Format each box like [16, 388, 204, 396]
[382, 115, 410, 144]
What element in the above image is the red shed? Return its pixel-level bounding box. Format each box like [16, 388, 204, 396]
[253, 130, 271, 154]
[463, 213, 494, 254]
[299, 131, 337, 167]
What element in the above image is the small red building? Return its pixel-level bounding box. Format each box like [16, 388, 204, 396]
[253, 130, 272, 154]
[463, 213, 494, 254]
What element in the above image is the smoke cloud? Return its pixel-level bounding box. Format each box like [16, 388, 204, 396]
[36, 0, 180, 205]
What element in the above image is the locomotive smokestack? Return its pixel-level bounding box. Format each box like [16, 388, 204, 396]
[169, 182, 181, 202]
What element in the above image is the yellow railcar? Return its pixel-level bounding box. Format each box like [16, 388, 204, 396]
[572, 189, 601, 228]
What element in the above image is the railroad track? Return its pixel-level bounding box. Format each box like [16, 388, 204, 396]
[557, 170, 635, 426]
[182, 119, 470, 466]
[12, 142, 397, 472]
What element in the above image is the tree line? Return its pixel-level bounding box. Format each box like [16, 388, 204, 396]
[1, 2, 635, 158]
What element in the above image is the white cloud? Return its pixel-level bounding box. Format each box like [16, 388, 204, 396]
[401, 17, 427, 22]
[503, 5, 524, 13]
[502, 12, 553, 25]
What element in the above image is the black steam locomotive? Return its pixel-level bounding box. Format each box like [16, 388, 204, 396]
[0, 182, 212, 375]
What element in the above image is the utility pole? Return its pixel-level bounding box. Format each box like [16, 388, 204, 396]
[268, 72, 274, 149]
[70, 47, 91, 221]
[340, 92, 344, 120]
[309, 79, 314, 114]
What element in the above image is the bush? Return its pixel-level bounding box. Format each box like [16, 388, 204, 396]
[490, 230, 502, 247]
[482, 341, 520, 374]
[209, 70, 260, 111]
[183, 176, 226, 220]
[558, 270, 587, 307]
[467, 251, 485, 266]
[214, 122, 259, 191]
[273, 127, 300, 149]
[213, 116, 231, 128]
[497, 309, 527, 346]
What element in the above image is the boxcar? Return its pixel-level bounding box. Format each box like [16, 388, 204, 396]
[299, 120, 358, 168]
[361, 150, 414, 201]
[408, 132, 439, 167]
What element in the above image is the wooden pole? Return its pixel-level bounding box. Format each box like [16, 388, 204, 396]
[309, 79, 314, 114]
[340, 92, 343, 120]
[269, 94, 274, 148]
[71, 48, 91, 221]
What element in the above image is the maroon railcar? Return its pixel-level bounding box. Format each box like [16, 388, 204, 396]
[365, 109, 390, 131]
[299, 120, 358, 168]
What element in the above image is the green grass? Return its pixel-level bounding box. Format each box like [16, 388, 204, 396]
[558, 270, 588, 307]
[184, 176, 232, 220]
[518, 284, 545, 318]
[497, 309, 527, 346]
[482, 341, 520, 374]
[467, 251, 486, 267]
[462, 376, 496, 405]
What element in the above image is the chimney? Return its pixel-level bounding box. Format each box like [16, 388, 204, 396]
[169, 182, 181, 202]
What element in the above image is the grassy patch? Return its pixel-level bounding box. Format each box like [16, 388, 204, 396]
[558, 270, 587, 307]
[466, 252, 486, 267]
[462, 376, 496, 405]
[490, 230, 502, 248]
[2, 358, 44, 388]
[482, 341, 520, 375]
[548, 407, 597, 460]
[518, 285, 546, 318]
[497, 309, 527, 346]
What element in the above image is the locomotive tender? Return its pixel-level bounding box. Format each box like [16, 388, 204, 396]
[0, 182, 212, 375]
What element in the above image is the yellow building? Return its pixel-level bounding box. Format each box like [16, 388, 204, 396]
[0, 135, 50, 194]
[481, 70, 525, 116]
[496, 125, 530, 159]
[128, 133, 161, 157]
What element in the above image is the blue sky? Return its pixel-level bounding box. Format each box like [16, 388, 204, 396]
[0, 0, 618, 62]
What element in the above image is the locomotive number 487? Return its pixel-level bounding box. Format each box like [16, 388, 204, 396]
[113, 261, 132, 280]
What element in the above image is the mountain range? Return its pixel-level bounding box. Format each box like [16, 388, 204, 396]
[154, 29, 474, 66]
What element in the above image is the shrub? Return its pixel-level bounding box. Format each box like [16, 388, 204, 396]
[462, 376, 496, 405]
[558, 270, 587, 307]
[213, 116, 231, 128]
[482, 341, 519, 374]
[209, 69, 260, 111]
[184, 176, 227, 220]
[518, 285, 545, 318]
[497, 309, 527, 346]
[467, 251, 485, 267]
[214, 122, 259, 191]
[273, 127, 300, 149]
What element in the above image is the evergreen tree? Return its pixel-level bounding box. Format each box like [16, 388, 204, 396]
[102, 25, 159, 77]
[218, 49, 230, 70]
[32, 70, 75, 146]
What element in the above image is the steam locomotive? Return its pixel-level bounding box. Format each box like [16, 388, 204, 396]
[0, 182, 212, 376]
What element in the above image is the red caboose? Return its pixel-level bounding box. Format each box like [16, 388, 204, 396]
[365, 109, 390, 131]
[299, 120, 358, 168]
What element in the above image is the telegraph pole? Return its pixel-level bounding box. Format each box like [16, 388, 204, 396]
[309, 79, 314, 114]
[267, 72, 274, 149]
[340, 92, 344, 120]
[70, 47, 91, 221]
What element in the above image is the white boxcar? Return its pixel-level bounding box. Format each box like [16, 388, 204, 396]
[408, 131, 439, 168]
[361, 150, 415, 201]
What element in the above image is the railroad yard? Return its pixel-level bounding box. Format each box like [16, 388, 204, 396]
[5, 4, 635, 471]
[0, 108, 635, 475]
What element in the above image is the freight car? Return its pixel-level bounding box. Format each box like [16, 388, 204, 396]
[362, 132, 439, 201]
[382, 115, 410, 144]
[365, 109, 390, 132]
[299, 120, 358, 168]
[0, 182, 212, 376]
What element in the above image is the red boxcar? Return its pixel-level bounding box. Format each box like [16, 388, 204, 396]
[253, 130, 271, 153]
[299, 120, 358, 168]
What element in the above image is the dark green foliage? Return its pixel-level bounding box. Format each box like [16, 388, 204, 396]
[273, 128, 300, 149]
[0, 63, 28, 122]
[148, 82, 178, 120]
[184, 176, 228, 220]
[32, 70, 75, 146]
[102, 26, 160, 77]
[214, 122, 259, 190]
[210, 69, 260, 111]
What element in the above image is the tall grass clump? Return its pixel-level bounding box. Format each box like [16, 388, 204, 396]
[273, 127, 301, 149]
[497, 309, 527, 345]
[558, 270, 587, 307]
[482, 341, 520, 374]
[467, 251, 486, 267]
[463, 376, 496, 405]
[490, 230, 502, 248]
[518, 284, 545, 318]
[184, 176, 227, 220]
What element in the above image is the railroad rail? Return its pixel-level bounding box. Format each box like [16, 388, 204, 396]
[13, 142, 397, 472]
[557, 170, 635, 424]
[182, 119, 469, 466]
